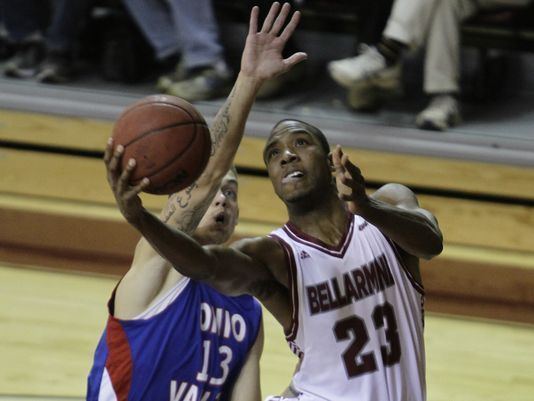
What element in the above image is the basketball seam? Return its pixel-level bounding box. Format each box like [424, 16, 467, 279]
[122, 121, 207, 148]
[130, 125, 207, 189]
[119, 100, 204, 132]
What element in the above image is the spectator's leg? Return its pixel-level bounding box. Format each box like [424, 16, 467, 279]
[0, 0, 15, 60]
[382, 0, 440, 48]
[3, 0, 47, 43]
[3, 0, 48, 78]
[423, 0, 478, 95]
[416, 0, 478, 131]
[329, 0, 440, 90]
[45, 0, 93, 54]
[164, 0, 232, 101]
[168, 0, 225, 71]
[35, 0, 93, 83]
[122, 0, 180, 61]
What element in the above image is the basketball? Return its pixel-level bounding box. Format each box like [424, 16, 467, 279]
[112, 94, 211, 195]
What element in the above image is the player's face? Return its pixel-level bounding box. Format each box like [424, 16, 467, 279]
[195, 171, 239, 245]
[264, 129, 332, 203]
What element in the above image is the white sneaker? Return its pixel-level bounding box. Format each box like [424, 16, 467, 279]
[416, 95, 462, 131]
[328, 45, 401, 90]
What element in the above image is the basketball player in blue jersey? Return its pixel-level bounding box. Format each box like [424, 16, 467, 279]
[105, 15, 443, 401]
[87, 3, 307, 401]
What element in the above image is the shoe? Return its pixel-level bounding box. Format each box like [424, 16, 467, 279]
[156, 61, 187, 92]
[347, 84, 403, 112]
[415, 95, 462, 131]
[328, 45, 401, 91]
[36, 52, 74, 83]
[166, 64, 232, 101]
[4, 40, 45, 78]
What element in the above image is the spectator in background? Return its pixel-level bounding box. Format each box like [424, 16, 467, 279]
[123, 0, 232, 101]
[328, 0, 532, 131]
[0, 2, 15, 61]
[2, 0, 92, 83]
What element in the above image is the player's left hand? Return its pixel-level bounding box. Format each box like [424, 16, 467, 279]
[332, 145, 369, 214]
[241, 2, 307, 81]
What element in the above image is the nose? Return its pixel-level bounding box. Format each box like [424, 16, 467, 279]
[281, 148, 298, 165]
[214, 191, 227, 207]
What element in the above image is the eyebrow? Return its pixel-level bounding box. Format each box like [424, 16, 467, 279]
[222, 179, 238, 187]
[263, 139, 280, 161]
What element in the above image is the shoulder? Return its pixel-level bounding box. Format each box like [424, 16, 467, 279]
[371, 183, 419, 208]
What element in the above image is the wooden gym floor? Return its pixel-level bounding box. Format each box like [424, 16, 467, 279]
[1, 263, 534, 401]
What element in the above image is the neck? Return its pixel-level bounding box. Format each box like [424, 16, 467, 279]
[286, 191, 349, 247]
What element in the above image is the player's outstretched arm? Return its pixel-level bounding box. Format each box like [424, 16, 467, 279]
[109, 3, 305, 318]
[182, 2, 307, 205]
[332, 146, 443, 260]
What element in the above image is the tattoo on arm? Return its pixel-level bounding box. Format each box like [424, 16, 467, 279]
[161, 182, 199, 223]
[162, 185, 219, 235]
[210, 88, 234, 156]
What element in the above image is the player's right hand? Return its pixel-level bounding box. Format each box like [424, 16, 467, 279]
[104, 138, 150, 224]
[241, 2, 307, 81]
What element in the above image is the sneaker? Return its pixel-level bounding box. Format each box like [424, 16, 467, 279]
[328, 45, 401, 91]
[156, 61, 187, 92]
[166, 64, 232, 101]
[36, 52, 74, 83]
[416, 95, 461, 131]
[347, 84, 403, 112]
[4, 40, 45, 78]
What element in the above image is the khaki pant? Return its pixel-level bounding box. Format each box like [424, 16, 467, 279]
[383, 0, 531, 93]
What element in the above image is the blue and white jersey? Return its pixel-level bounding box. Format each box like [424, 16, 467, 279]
[87, 277, 262, 401]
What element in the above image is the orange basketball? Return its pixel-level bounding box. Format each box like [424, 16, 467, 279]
[112, 94, 211, 195]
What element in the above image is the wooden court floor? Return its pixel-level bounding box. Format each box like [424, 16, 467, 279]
[1, 263, 533, 401]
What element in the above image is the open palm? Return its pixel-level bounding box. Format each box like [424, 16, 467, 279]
[241, 3, 307, 81]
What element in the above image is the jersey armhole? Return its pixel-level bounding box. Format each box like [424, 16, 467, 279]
[384, 236, 425, 295]
[268, 234, 299, 342]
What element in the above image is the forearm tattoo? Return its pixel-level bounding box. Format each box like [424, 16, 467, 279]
[210, 87, 235, 156]
[162, 184, 218, 235]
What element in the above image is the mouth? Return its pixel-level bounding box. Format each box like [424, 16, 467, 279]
[214, 212, 226, 225]
[282, 170, 305, 184]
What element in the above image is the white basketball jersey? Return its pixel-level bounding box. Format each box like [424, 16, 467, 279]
[270, 214, 426, 401]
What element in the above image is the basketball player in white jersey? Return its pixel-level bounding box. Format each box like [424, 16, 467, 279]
[108, 99, 443, 401]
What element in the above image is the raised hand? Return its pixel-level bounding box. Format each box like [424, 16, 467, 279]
[104, 138, 150, 225]
[241, 2, 307, 81]
[332, 145, 369, 214]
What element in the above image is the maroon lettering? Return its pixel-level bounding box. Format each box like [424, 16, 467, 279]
[352, 270, 369, 298]
[317, 282, 330, 312]
[307, 286, 320, 315]
[362, 261, 380, 294]
[343, 272, 359, 303]
[376, 255, 395, 288]
[331, 277, 349, 308]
